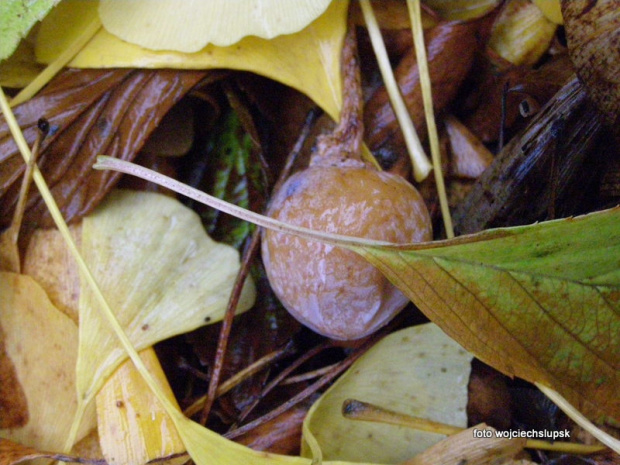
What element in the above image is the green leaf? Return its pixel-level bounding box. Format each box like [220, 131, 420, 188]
[348, 208, 620, 422]
[0, 0, 60, 61]
[194, 109, 266, 249]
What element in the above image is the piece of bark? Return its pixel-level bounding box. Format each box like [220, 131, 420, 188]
[453, 76, 607, 235]
[364, 20, 479, 170]
[0, 68, 207, 228]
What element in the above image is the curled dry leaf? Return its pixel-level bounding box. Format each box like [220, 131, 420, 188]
[36, 0, 348, 119]
[562, 0, 620, 130]
[0, 68, 206, 228]
[99, 0, 332, 50]
[77, 189, 256, 404]
[0, 273, 96, 453]
[301, 324, 473, 463]
[364, 20, 479, 166]
[488, 0, 557, 66]
[422, 0, 501, 21]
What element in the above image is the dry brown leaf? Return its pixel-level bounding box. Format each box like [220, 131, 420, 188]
[0, 69, 206, 228]
[444, 115, 493, 179]
[0, 437, 102, 465]
[364, 20, 480, 164]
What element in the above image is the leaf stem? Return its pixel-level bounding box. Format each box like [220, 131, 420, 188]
[358, 0, 432, 182]
[343, 399, 608, 455]
[536, 383, 620, 454]
[10, 16, 102, 107]
[406, 0, 454, 238]
[94, 156, 395, 248]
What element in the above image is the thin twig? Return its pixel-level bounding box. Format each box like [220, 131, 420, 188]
[197, 106, 321, 425]
[224, 336, 379, 440]
[234, 341, 332, 425]
[198, 228, 262, 425]
[281, 362, 340, 386]
[10, 17, 102, 106]
[4, 119, 49, 272]
[184, 342, 293, 418]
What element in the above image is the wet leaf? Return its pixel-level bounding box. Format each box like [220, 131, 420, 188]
[0, 68, 206, 228]
[0, 0, 60, 61]
[302, 324, 473, 463]
[99, 0, 332, 50]
[562, 0, 620, 130]
[36, 0, 348, 119]
[96, 348, 185, 465]
[365, 20, 480, 163]
[422, 0, 501, 21]
[349, 208, 620, 422]
[532, 0, 563, 24]
[0, 273, 96, 452]
[77, 189, 256, 404]
[488, 0, 557, 66]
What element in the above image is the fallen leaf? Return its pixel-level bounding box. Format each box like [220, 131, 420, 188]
[96, 348, 185, 465]
[455, 76, 605, 233]
[348, 208, 620, 422]
[364, 20, 480, 163]
[35, 0, 347, 119]
[532, 0, 563, 24]
[422, 0, 501, 21]
[0, 68, 206, 228]
[0, 273, 96, 453]
[77, 189, 256, 405]
[562, 0, 620, 131]
[488, 0, 557, 66]
[301, 324, 472, 463]
[0, 0, 60, 61]
[98, 0, 332, 50]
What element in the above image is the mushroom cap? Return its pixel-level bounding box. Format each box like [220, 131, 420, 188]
[99, 0, 333, 51]
[262, 165, 432, 340]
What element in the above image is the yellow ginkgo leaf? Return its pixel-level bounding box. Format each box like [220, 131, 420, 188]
[76, 189, 255, 405]
[96, 348, 186, 465]
[0, 272, 96, 452]
[35, 0, 347, 119]
[98, 0, 332, 51]
[301, 324, 473, 463]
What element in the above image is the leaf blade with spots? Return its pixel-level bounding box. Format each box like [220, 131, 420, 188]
[348, 208, 620, 422]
